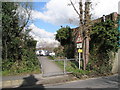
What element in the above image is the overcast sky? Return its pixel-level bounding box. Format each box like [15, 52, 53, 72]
[27, 0, 119, 48]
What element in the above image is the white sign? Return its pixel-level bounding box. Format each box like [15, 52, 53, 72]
[77, 43, 82, 48]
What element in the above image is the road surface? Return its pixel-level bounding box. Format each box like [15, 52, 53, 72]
[38, 56, 64, 76]
[45, 74, 119, 88]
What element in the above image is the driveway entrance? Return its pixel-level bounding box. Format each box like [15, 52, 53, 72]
[38, 56, 64, 77]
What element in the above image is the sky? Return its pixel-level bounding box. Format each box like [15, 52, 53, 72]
[27, 0, 119, 48]
[31, 1, 78, 32]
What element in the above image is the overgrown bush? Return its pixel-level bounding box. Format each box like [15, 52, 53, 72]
[2, 2, 40, 76]
[54, 46, 65, 58]
[2, 47, 41, 76]
[88, 19, 119, 74]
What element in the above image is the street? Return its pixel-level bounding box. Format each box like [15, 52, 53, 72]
[2, 74, 119, 89]
[31, 74, 119, 88]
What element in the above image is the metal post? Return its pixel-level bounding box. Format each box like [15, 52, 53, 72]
[79, 52, 81, 69]
[64, 59, 66, 74]
[40, 59, 44, 76]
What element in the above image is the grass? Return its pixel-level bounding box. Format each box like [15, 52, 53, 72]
[2, 67, 41, 76]
[55, 60, 90, 78]
[47, 56, 55, 60]
[55, 61, 64, 70]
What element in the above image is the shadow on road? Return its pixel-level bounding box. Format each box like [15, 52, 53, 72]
[2, 74, 45, 89]
[20, 74, 38, 87]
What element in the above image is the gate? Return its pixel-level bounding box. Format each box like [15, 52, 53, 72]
[50, 58, 78, 74]
[39, 56, 80, 77]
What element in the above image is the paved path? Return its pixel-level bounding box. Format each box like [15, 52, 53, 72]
[38, 56, 64, 76]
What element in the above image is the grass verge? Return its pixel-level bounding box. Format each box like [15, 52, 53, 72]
[2, 66, 41, 76]
[55, 60, 90, 78]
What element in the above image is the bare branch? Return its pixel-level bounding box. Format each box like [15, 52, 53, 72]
[18, 11, 31, 35]
[69, 0, 80, 16]
[18, 2, 32, 35]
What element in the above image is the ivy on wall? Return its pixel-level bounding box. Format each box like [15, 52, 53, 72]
[87, 19, 120, 74]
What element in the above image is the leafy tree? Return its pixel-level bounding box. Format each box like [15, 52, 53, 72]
[2, 2, 19, 60]
[2, 2, 40, 75]
[56, 26, 72, 46]
[55, 26, 75, 58]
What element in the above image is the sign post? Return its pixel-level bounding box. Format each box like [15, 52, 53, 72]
[76, 34, 83, 69]
[78, 49, 82, 69]
[79, 51, 81, 69]
[77, 43, 82, 48]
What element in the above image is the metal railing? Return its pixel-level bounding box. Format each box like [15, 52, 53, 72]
[50, 58, 77, 75]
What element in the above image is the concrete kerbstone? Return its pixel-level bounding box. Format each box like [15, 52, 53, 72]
[3, 81, 11, 88]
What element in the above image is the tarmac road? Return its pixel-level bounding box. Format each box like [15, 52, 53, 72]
[20, 74, 119, 89]
[45, 74, 119, 88]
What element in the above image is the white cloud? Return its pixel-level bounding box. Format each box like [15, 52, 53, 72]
[31, 0, 79, 25]
[29, 24, 54, 38]
[31, 0, 119, 26]
[91, 0, 119, 19]
[28, 24, 60, 48]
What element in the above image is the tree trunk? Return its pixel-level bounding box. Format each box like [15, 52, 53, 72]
[83, 38, 86, 70]
[85, 36, 89, 66]
[83, 1, 91, 70]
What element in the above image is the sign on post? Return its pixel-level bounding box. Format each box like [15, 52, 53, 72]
[76, 34, 82, 43]
[78, 49, 83, 53]
[77, 43, 82, 48]
[76, 34, 83, 69]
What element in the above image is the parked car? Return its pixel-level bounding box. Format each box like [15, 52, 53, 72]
[39, 50, 46, 56]
[36, 50, 55, 56]
[36, 50, 45, 56]
[44, 50, 49, 56]
[36, 50, 40, 56]
[49, 52, 55, 56]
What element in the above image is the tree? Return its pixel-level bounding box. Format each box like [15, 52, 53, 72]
[2, 2, 39, 74]
[16, 2, 32, 35]
[56, 26, 75, 58]
[69, 0, 91, 70]
[2, 2, 19, 60]
[2, 2, 33, 60]
[56, 26, 72, 46]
